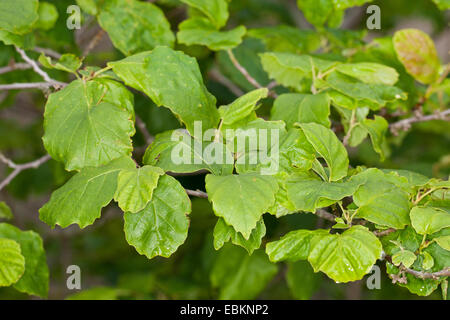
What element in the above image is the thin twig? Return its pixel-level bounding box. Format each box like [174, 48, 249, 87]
[373, 228, 396, 237]
[227, 49, 263, 89]
[208, 68, 244, 96]
[33, 47, 62, 59]
[0, 62, 31, 75]
[0, 82, 54, 91]
[185, 189, 208, 199]
[82, 29, 106, 58]
[227, 49, 278, 98]
[0, 154, 51, 191]
[385, 255, 450, 280]
[135, 115, 154, 145]
[15, 46, 66, 88]
[315, 209, 336, 222]
[390, 109, 450, 135]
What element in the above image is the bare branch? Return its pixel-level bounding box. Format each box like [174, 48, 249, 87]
[15, 46, 66, 88]
[385, 255, 450, 280]
[208, 68, 244, 97]
[390, 109, 450, 135]
[82, 29, 106, 58]
[0, 62, 31, 75]
[135, 115, 154, 145]
[373, 228, 396, 237]
[226, 49, 278, 98]
[315, 209, 336, 222]
[227, 49, 263, 89]
[33, 46, 62, 59]
[186, 189, 208, 199]
[0, 82, 55, 91]
[0, 154, 51, 191]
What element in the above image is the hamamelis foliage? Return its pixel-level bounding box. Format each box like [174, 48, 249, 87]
[0, 0, 449, 300]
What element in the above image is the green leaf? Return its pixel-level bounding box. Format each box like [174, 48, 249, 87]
[410, 206, 450, 235]
[0, 202, 13, 220]
[286, 176, 360, 212]
[109, 46, 219, 137]
[213, 218, 266, 255]
[271, 93, 306, 129]
[392, 250, 417, 268]
[297, 93, 331, 128]
[219, 88, 268, 125]
[39, 157, 135, 229]
[205, 174, 278, 239]
[260, 52, 338, 91]
[43, 79, 135, 171]
[393, 29, 440, 84]
[422, 251, 434, 270]
[98, 0, 174, 56]
[35, 2, 58, 31]
[386, 263, 440, 296]
[323, 71, 407, 108]
[361, 115, 389, 160]
[0, 0, 39, 35]
[75, 0, 100, 15]
[114, 165, 165, 213]
[143, 130, 234, 176]
[266, 229, 329, 262]
[296, 0, 334, 28]
[177, 18, 246, 51]
[286, 261, 322, 300]
[180, 0, 229, 29]
[124, 175, 191, 259]
[0, 30, 35, 49]
[298, 123, 349, 181]
[335, 63, 399, 85]
[39, 53, 82, 74]
[0, 223, 49, 297]
[431, 0, 450, 10]
[0, 238, 25, 287]
[308, 225, 382, 283]
[210, 245, 278, 299]
[352, 169, 411, 229]
[248, 26, 320, 54]
[435, 235, 450, 251]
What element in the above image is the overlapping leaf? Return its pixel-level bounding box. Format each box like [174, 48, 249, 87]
[109, 46, 219, 137]
[39, 157, 135, 229]
[0, 224, 49, 297]
[43, 79, 135, 171]
[205, 174, 278, 239]
[98, 0, 174, 55]
[124, 175, 191, 259]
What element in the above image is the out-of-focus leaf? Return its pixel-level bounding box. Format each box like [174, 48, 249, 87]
[393, 29, 440, 84]
[0, 223, 49, 297]
[98, 0, 174, 55]
[210, 245, 278, 299]
[178, 18, 246, 51]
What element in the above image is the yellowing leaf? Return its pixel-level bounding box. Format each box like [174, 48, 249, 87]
[393, 29, 440, 84]
[0, 238, 25, 287]
[114, 166, 165, 213]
